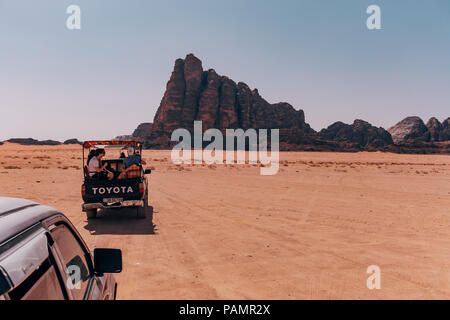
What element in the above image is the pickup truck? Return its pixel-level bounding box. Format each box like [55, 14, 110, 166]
[81, 140, 151, 219]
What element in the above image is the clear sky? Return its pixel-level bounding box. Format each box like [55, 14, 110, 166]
[0, 0, 449, 141]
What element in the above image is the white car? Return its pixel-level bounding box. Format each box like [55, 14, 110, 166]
[0, 197, 121, 300]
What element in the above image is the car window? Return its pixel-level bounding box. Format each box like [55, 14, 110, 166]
[50, 224, 92, 299]
[8, 258, 65, 300]
[21, 262, 65, 300]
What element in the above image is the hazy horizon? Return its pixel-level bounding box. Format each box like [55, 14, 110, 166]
[1, 0, 449, 141]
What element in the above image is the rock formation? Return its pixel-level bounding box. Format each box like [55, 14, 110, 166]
[319, 119, 393, 148]
[132, 123, 153, 139]
[425, 117, 449, 142]
[443, 118, 450, 140]
[7, 138, 61, 145]
[114, 123, 153, 142]
[388, 117, 428, 144]
[147, 54, 313, 147]
[114, 135, 133, 141]
[388, 116, 449, 144]
[141, 53, 449, 153]
[63, 138, 82, 145]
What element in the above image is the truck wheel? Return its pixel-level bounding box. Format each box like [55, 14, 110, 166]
[137, 191, 149, 219]
[136, 206, 146, 219]
[86, 209, 97, 219]
[144, 191, 149, 208]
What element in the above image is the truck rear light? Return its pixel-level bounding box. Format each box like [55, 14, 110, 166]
[81, 185, 86, 196]
[139, 183, 144, 194]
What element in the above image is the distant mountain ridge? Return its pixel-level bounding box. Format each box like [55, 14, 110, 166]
[135, 53, 448, 153]
[388, 116, 450, 144]
[115, 123, 153, 141]
[319, 120, 393, 148]
[1, 138, 81, 146]
[2, 54, 448, 154]
[6, 138, 61, 146]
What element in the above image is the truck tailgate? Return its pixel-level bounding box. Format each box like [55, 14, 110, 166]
[83, 178, 143, 203]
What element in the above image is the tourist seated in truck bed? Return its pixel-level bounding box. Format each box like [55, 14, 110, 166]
[118, 147, 146, 179]
[87, 148, 113, 180]
[123, 147, 146, 167]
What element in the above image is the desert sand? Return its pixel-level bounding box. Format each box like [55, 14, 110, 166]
[0, 142, 449, 299]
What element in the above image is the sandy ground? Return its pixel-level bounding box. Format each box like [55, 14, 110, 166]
[0, 142, 449, 299]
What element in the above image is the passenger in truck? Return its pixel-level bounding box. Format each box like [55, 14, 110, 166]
[123, 147, 146, 168]
[87, 148, 113, 180]
[118, 147, 146, 179]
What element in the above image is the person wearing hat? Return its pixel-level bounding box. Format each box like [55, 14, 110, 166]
[123, 146, 146, 168]
[118, 146, 146, 179]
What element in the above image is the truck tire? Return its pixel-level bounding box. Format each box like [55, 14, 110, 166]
[136, 191, 149, 219]
[144, 191, 149, 208]
[136, 206, 146, 219]
[86, 209, 97, 219]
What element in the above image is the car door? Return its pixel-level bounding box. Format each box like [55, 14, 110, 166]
[46, 219, 107, 300]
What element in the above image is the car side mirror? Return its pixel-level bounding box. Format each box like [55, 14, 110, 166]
[144, 169, 151, 175]
[93, 248, 122, 275]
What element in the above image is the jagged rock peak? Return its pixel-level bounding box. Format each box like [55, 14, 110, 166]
[319, 119, 393, 148]
[132, 123, 153, 139]
[388, 116, 428, 144]
[148, 54, 313, 146]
